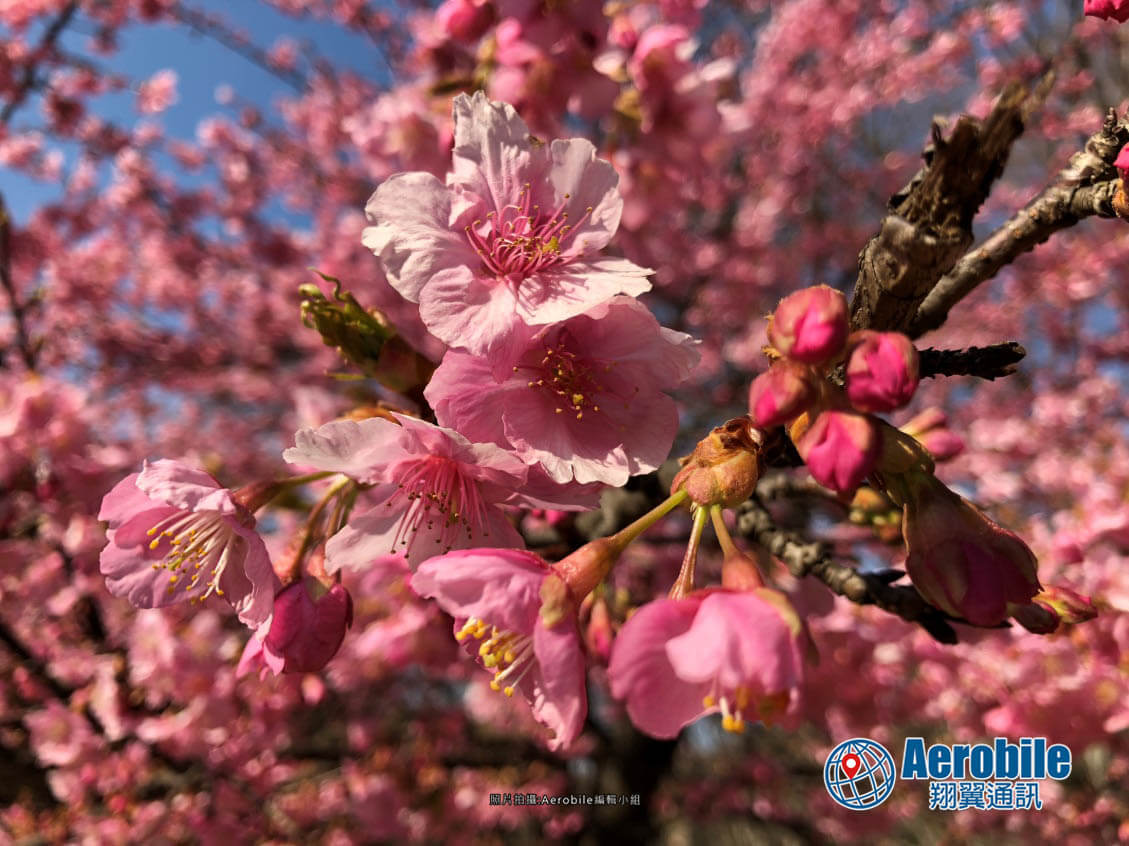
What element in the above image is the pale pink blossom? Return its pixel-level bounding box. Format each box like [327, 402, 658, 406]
[425, 296, 699, 486]
[364, 92, 651, 354]
[411, 548, 587, 750]
[136, 69, 178, 114]
[283, 414, 528, 569]
[608, 589, 806, 738]
[98, 460, 277, 627]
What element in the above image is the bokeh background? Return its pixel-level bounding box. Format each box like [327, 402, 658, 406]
[2, 1, 1128, 843]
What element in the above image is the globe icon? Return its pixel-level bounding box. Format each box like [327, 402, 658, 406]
[824, 738, 896, 810]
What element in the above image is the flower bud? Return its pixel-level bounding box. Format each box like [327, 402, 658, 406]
[844, 330, 919, 412]
[1085, 0, 1129, 24]
[766, 285, 849, 364]
[748, 361, 816, 427]
[1010, 602, 1060, 634]
[671, 417, 763, 507]
[264, 581, 354, 674]
[794, 410, 880, 495]
[900, 408, 964, 462]
[901, 472, 1040, 626]
[584, 596, 614, 663]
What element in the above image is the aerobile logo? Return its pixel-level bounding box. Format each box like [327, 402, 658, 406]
[824, 737, 1071, 811]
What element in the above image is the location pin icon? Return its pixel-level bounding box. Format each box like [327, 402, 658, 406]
[841, 753, 861, 779]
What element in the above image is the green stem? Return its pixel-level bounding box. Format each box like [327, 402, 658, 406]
[609, 488, 688, 553]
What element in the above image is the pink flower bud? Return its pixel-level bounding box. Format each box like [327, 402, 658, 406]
[1117, 146, 1129, 181]
[584, 596, 614, 664]
[794, 410, 880, 495]
[748, 361, 816, 427]
[767, 285, 849, 364]
[1085, 0, 1129, 23]
[263, 582, 354, 674]
[901, 473, 1040, 626]
[435, 0, 493, 40]
[899, 407, 964, 462]
[845, 330, 920, 412]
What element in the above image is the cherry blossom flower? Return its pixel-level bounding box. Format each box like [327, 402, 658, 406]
[98, 460, 276, 627]
[411, 548, 587, 750]
[364, 92, 652, 354]
[608, 588, 806, 738]
[136, 69, 178, 114]
[283, 414, 529, 569]
[425, 296, 699, 486]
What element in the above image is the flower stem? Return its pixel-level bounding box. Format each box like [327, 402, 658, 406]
[609, 488, 688, 553]
[670, 505, 708, 599]
[709, 504, 738, 559]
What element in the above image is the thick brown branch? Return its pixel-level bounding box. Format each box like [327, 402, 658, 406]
[911, 108, 1129, 335]
[733, 499, 958, 644]
[918, 342, 1026, 381]
[850, 82, 1039, 333]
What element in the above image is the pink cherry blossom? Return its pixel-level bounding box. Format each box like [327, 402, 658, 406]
[767, 285, 849, 364]
[608, 588, 806, 738]
[363, 92, 652, 354]
[425, 296, 699, 486]
[283, 413, 528, 568]
[98, 460, 277, 627]
[237, 581, 354, 676]
[136, 69, 178, 115]
[411, 548, 587, 750]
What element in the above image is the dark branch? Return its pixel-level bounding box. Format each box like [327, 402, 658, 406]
[911, 107, 1129, 335]
[0, 194, 37, 371]
[733, 499, 959, 644]
[0, 0, 79, 126]
[850, 81, 1041, 333]
[918, 342, 1026, 381]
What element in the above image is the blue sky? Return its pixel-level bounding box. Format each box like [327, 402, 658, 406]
[1, 1, 398, 221]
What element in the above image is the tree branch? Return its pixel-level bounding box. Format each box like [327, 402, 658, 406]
[850, 81, 1042, 333]
[0, 194, 37, 371]
[911, 107, 1129, 335]
[733, 499, 959, 644]
[918, 342, 1026, 380]
[0, 0, 79, 127]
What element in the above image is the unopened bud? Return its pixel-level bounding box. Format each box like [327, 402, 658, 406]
[794, 410, 880, 496]
[671, 417, 763, 507]
[748, 361, 816, 427]
[844, 330, 920, 412]
[767, 285, 849, 364]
